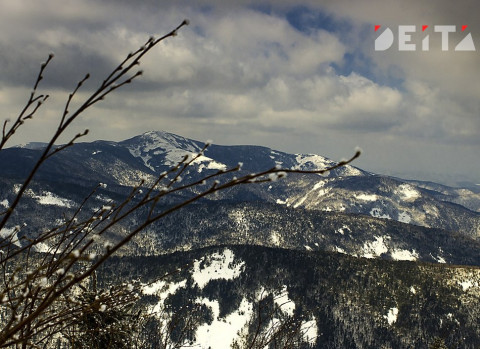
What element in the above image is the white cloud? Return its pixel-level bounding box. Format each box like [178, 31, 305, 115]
[0, 0, 479, 185]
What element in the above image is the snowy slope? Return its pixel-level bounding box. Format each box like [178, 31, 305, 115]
[1, 130, 479, 251]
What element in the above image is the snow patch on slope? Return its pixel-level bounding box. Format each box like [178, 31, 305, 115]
[385, 307, 398, 325]
[35, 192, 74, 208]
[362, 236, 389, 258]
[335, 225, 351, 235]
[196, 155, 227, 172]
[274, 286, 295, 316]
[294, 154, 362, 177]
[398, 211, 412, 224]
[0, 227, 21, 247]
[293, 180, 331, 208]
[391, 248, 418, 261]
[355, 193, 378, 201]
[32, 242, 52, 253]
[127, 131, 211, 171]
[18, 188, 74, 208]
[271, 231, 281, 246]
[395, 184, 420, 201]
[192, 249, 245, 289]
[195, 297, 253, 349]
[370, 208, 391, 219]
[294, 154, 331, 171]
[458, 280, 477, 291]
[142, 279, 188, 315]
[142, 279, 186, 296]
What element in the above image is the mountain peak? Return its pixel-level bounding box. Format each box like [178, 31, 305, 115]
[120, 131, 203, 171]
[14, 142, 48, 150]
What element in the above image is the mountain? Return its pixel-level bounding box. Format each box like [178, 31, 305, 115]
[98, 245, 480, 348]
[3, 130, 480, 348]
[1, 131, 480, 262]
[2, 131, 480, 216]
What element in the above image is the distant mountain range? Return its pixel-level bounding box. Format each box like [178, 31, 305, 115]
[3, 130, 480, 348]
[2, 130, 479, 260]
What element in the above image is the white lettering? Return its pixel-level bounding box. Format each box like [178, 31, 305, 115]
[398, 25, 416, 51]
[434, 25, 456, 51]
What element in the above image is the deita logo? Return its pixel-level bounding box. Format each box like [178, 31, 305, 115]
[374, 25, 475, 51]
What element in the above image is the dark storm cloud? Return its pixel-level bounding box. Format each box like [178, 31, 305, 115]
[0, 41, 116, 90]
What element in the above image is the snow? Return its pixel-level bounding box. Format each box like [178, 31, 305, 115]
[294, 154, 331, 171]
[294, 153, 361, 176]
[0, 227, 21, 247]
[143, 279, 188, 316]
[19, 188, 74, 208]
[301, 317, 318, 344]
[391, 248, 418, 261]
[95, 195, 112, 202]
[362, 236, 389, 259]
[305, 245, 312, 251]
[276, 198, 288, 205]
[410, 286, 416, 294]
[143, 279, 187, 297]
[92, 150, 102, 155]
[193, 297, 253, 349]
[313, 180, 327, 190]
[194, 155, 227, 173]
[274, 286, 295, 316]
[230, 210, 250, 235]
[32, 242, 52, 253]
[293, 180, 331, 208]
[370, 207, 391, 219]
[398, 211, 412, 224]
[385, 307, 398, 325]
[126, 131, 228, 173]
[341, 166, 363, 177]
[128, 146, 155, 171]
[355, 193, 378, 201]
[395, 184, 420, 201]
[35, 191, 74, 208]
[293, 195, 308, 209]
[313, 180, 331, 197]
[192, 249, 245, 289]
[192, 286, 317, 349]
[271, 231, 281, 246]
[0, 199, 8, 208]
[335, 225, 351, 235]
[458, 280, 478, 291]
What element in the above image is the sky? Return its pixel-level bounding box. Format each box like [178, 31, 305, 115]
[0, 0, 479, 186]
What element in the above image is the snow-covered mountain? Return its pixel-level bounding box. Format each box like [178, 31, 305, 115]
[99, 245, 480, 348]
[4, 131, 480, 348]
[1, 130, 479, 264]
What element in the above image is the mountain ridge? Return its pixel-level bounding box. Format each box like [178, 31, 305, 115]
[1, 130, 479, 263]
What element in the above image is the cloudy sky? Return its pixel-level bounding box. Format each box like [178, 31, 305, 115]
[1, 0, 479, 186]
